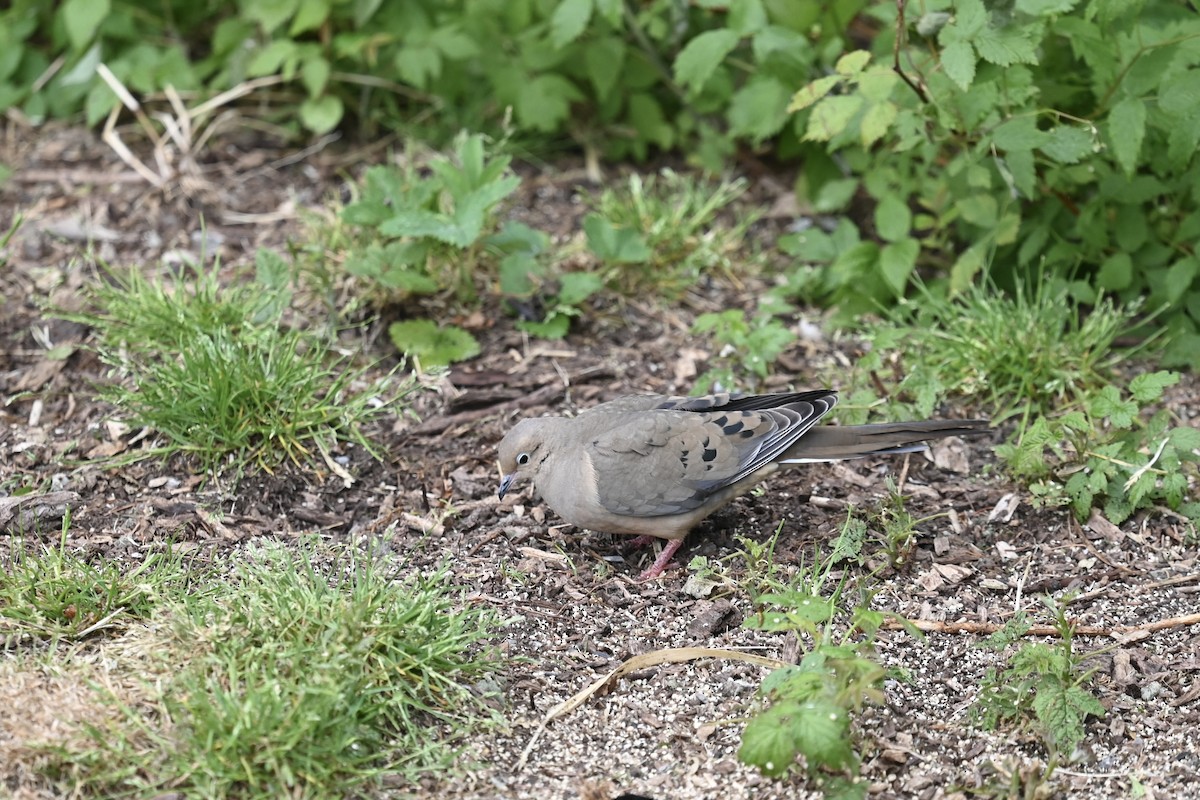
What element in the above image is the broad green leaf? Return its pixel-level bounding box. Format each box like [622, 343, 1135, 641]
[992, 117, 1049, 150]
[1107, 97, 1146, 179]
[558, 271, 604, 305]
[290, 0, 330, 35]
[835, 50, 871, 75]
[1128, 371, 1179, 404]
[729, 0, 769, 34]
[516, 74, 581, 132]
[856, 68, 898, 103]
[1089, 385, 1137, 428]
[813, 178, 859, 213]
[517, 314, 571, 339]
[583, 215, 652, 263]
[380, 210, 465, 246]
[248, 40, 299, 78]
[430, 26, 480, 59]
[949, 242, 987, 292]
[940, 40, 976, 91]
[948, 0, 987, 37]
[1001, 147, 1037, 198]
[673, 29, 740, 93]
[300, 56, 331, 97]
[498, 252, 541, 296]
[550, 0, 593, 49]
[1162, 256, 1199, 305]
[1016, 0, 1079, 13]
[584, 37, 625, 100]
[958, 194, 998, 227]
[728, 76, 790, 142]
[860, 102, 898, 146]
[388, 320, 480, 367]
[595, 0, 622, 25]
[874, 193, 912, 243]
[1168, 425, 1200, 452]
[739, 701, 802, 777]
[299, 94, 343, 135]
[1040, 125, 1094, 164]
[394, 44, 441, 88]
[62, 0, 110, 51]
[241, 0, 300, 34]
[879, 238, 919, 295]
[787, 75, 839, 113]
[805, 95, 863, 142]
[974, 27, 1038, 66]
[1096, 252, 1132, 290]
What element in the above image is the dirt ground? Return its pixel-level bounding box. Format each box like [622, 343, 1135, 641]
[1, 123, 1198, 800]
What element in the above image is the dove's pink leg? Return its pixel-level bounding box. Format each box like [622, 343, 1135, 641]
[637, 538, 686, 581]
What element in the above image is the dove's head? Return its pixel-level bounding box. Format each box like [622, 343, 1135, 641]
[496, 417, 559, 499]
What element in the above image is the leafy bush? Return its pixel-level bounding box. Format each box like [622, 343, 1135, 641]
[781, 0, 1200, 366]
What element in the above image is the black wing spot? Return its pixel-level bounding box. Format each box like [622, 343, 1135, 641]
[702, 447, 718, 462]
[739, 429, 756, 439]
[722, 419, 745, 436]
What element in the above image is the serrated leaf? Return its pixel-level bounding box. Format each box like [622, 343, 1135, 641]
[729, 76, 791, 142]
[739, 701, 803, 777]
[879, 238, 919, 295]
[550, 0, 593, 49]
[388, 319, 480, 367]
[516, 314, 571, 339]
[1016, 0, 1079, 13]
[380, 210, 466, 246]
[1162, 256, 1199, 305]
[1128, 371, 1179, 403]
[394, 44, 441, 88]
[992, 117, 1049, 151]
[583, 215, 651, 263]
[1096, 252, 1132, 290]
[299, 94, 343, 135]
[948, 0, 988, 37]
[674, 29, 740, 93]
[62, 0, 110, 51]
[805, 95, 863, 141]
[860, 101, 897, 146]
[557, 271, 604, 305]
[584, 36, 625, 100]
[1039, 125, 1094, 164]
[1168, 425, 1200, 453]
[498, 252, 542, 296]
[949, 242, 987, 292]
[941, 40, 977, 91]
[974, 27, 1038, 66]
[516, 74, 581, 132]
[787, 75, 839, 112]
[430, 25, 480, 59]
[1089, 385, 1137, 428]
[1107, 97, 1146, 179]
[835, 50, 871, 75]
[874, 193, 912, 243]
[290, 0, 330, 35]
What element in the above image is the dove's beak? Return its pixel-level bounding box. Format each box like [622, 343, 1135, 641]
[497, 473, 516, 500]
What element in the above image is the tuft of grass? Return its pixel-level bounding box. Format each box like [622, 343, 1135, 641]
[854, 282, 1150, 425]
[61, 260, 408, 478]
[0, 518, 188, 645]
[588, 169, 758, 296]
[22, 539, 505, 798]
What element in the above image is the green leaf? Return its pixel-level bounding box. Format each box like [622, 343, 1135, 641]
[290, 0, 331, 35]
[388, 320, 480, 367]
[299, 95, 343, 135]
[948, 0, 988, 37]
[247, 40, 299, 78]
[835, 50, 871, 75]
[1162, 256, 1199, 305]
[394, 44, 441, 88]
[958, 194, 998, 227]
[949, 242, 987, 292]
[1039, 125, 1094, 164]
[992, 117, 1049, 151]
[1033, 682, 1105, 751]
[1089, 385, 1137, 428]
[739, 701, 802, 777]
[1016, 0, 1079, 13]
[729, 0, 768, 34]
[499, 252, 542, 296]
[583, 215, 652, 263]
[879, 238, 919, 295]
[516, 74, 581, 132]
[300, 56, 331, 97]
[584, 37, 625, 100]
[1107, 97, 1146, 179]
[805, 95, 863, 142]
[728, 76, 791, 142]
[558, 272, 604, 305]
[940, 40, 976, 91]
[974, 27, 1038, 66]
[860, 101, 898, 146]
[787, 75, 839, 112]
[674, 29, 740, 93]
[550, 0, 593, 49]
[430, 25, 481, 59]
[516, 314, 571, 339]
[1096, 252, 1132, 290]
[1128, 371, 1179, 404]
[61, 0, 110, 51]
[874, 194, 912, 243]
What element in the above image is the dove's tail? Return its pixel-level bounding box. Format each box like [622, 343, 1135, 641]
[779, 419, 991, 464]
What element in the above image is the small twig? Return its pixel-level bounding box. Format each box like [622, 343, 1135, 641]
[893, 0, 929, 102]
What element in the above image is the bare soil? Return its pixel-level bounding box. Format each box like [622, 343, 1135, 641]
[1, 123, 1198, 800]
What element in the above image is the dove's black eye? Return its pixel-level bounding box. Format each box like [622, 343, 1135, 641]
[517, 452, 530, 465]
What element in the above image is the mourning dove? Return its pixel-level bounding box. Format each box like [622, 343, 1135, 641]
[497, 390, 989, 579]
